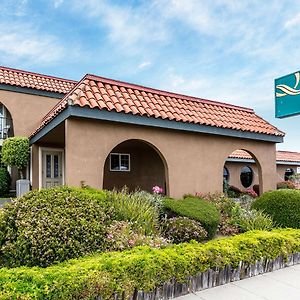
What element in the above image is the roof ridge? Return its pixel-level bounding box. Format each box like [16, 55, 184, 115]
[277, 150, 300, 153]
[0, 65, 77, 84]
[85, 74, 254, 113]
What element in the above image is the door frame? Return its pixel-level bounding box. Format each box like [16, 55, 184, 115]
[38, 147, 65, 189]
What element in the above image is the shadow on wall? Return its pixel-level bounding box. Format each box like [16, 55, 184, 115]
[102, 139, 168, 195]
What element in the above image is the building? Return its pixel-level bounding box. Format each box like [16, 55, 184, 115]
[0, 66, 284, 198]
[224, 150, 300, 191]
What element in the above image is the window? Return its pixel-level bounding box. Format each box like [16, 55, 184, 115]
[110, 153, 130, 171]
[240, 166, 253, 188]
[223, 167, 230, 182]
[284, 168, 294, 181]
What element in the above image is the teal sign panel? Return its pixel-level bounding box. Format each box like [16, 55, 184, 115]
[275, 71, 300, 118]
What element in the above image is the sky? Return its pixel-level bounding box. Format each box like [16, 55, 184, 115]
[1, 0, 300, 151]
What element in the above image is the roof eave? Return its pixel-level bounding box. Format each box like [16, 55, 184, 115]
[29, 106, 284, 145]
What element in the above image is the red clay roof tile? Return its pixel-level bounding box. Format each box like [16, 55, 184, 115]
[30, 73, 285, 138]
[0, 66, 76, 94]
[229, 150, 300, 163]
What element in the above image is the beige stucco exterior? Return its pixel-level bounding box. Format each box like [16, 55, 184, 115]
[225, 161, 300, 191]
[0, 89, 60, 136]
[0, 88, 283, 198]
[46, 117, 279, 199]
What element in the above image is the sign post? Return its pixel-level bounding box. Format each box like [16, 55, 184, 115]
[275, 71, 300, 118]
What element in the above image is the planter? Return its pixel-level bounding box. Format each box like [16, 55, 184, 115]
[16, 179, 30, 197]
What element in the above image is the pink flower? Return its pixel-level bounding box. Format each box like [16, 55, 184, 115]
[107, 233, 113, 240]
[152, 186, 163, 194]
[128, 239, 135, 246]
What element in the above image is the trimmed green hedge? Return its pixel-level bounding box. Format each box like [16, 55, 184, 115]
[163, 197, 220, 239]
[252, 189, 300, 228]
[1, 229, 300, 299]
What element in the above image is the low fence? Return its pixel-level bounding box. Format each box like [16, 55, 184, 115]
[116, 253, 300, 300]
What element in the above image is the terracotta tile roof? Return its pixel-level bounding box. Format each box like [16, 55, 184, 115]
[30, 74, 285, 138]
[0, 66, 76, 94]
[276, 151, 300, 163]
[229, 150, 300, 163]
[229, 150, 253, 160]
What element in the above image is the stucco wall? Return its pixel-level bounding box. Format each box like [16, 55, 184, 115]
[64, 117, 277, 198]
[0, 89, 61, 136]
[224, 161, 259, 190]
[103, 140, 166, 193]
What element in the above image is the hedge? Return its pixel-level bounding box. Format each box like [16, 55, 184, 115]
[252, 189, 300, 228]
[1, 229, 300, 299]
[163, 197, 220, 239]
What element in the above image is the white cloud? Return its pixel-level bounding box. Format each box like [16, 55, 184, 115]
[53, 0, 64, 8]
[138, 61, 151, 69]
[0, 23, 65, 65]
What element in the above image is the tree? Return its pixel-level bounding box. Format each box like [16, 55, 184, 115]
[1, 137, 30, 179]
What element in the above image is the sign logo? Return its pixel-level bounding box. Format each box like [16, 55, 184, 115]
[276, 72, 300, 98]
[275, 71, 300, 118]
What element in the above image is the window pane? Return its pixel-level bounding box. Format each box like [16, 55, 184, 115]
[46, 155, 51, 178]
[240, 166, 253, 188]
[223, 167, 229, 181]
[110, 154, 120, 170]
[54, 155, 59, 178]
[120, 154, 129, 171]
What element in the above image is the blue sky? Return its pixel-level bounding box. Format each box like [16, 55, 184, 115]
[1, 0, 300, 151]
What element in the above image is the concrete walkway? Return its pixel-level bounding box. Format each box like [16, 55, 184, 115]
[178, 264, 300, 300]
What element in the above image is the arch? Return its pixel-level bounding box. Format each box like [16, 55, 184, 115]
[0, 102, 14, 139]
[102, 139, 169, 195]
[223, 148, 262, 195]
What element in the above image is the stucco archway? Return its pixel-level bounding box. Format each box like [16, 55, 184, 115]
[103, 139, 168, 194]
[223, 148, 262, 195]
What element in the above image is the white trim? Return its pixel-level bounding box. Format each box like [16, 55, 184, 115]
[29, 146, 33, 184]
[109, 153, 131, 172]
[39, 147, 65, 189]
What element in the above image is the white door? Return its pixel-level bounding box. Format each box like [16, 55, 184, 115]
[42, 151, 63, 188]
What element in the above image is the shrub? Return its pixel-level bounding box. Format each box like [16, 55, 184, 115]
[244, 188, 258, 198]
[0, 168, 11, 196]
[161, 217, 207, 243]
[227, 185, 242, 198]
[0, 229, 300, 299]
[218, 216, 240, 236]
[277, 181, 296, 189]
[0, 186, 110, 267]
[105, 221, 168, 251]
[106, 189, 160, 235]
[253, 184, 260, 196]
[230, 205, 273, 232]
[252, 189, 300, 228]
[1, 137, 29, 178]
[163, 197, 220, 239]
[197, 193, 236, 217]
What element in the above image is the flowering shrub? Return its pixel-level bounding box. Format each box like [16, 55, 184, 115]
[0, 186, 110, 267]
[161, 217, 207, 243]
[218, 216, 240, 236]
[152, 185, 163, 194]
[244, 188, 258, 198]
[163, 197, 220, 239]
[277, 181, 296, 189]
[105, 221, 168, 251]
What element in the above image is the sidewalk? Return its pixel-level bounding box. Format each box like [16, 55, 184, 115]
[178, 264, 300, 300]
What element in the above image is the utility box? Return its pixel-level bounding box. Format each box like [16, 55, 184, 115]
[16, 179, 30, 197]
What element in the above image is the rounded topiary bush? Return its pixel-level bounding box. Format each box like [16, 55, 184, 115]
[163, 197, 220, 239]
[0, 186, 109, 267]
[0, 167, 11, 196]
[251, 189, 300, 228]
[161, 217, 207, 243]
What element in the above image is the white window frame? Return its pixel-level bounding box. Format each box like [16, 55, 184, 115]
[109, 153, 130, 172]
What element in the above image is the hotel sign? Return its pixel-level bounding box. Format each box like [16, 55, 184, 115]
[275, 71, 300, 118]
